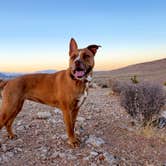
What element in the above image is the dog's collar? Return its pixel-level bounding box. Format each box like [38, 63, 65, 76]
[70, 73, 92, 83]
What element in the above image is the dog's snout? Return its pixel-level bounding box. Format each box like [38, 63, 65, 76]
[75, 60, 81, 67]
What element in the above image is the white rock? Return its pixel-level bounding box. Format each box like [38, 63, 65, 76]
[86, 135, 105, 147]
[103, 152, 116, 165]
[54, 108, 61, 114]
[90, 151, 98, 157]
[77, 117, 85, 123]
[17, 120, 22, 126]
[58, 153, 66, 158]
[51, 151, 59, 158]
[60, 134, 68, 141]
[36, 111, 51, 119]
[6, 152, 14, 158]
[67, 154, 77, 160]
[1, 144, 7, 152]
[161, 111, 166, 118]
[1, 154, 8, 162]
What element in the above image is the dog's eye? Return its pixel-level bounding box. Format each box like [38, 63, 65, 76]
[71, 55, 77, 60]
[83, 54, 90, 60]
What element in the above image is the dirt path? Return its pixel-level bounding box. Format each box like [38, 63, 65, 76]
[0, 88, 166, 166]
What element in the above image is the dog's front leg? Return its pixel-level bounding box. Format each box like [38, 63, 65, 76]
[62, 109, 80, 148]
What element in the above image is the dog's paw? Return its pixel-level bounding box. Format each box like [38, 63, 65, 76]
[67, 137, 81, 148]
[8, 134, 17, 139]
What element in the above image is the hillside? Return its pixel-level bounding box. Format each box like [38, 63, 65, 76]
[94, 58, 166, 85]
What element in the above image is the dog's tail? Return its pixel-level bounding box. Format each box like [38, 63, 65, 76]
[0, 79, 8, 89]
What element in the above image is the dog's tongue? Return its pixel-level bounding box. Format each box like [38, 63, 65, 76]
[74, 71, 85, 77]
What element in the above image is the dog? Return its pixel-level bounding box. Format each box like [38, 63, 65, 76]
[0, 38, 100, 147]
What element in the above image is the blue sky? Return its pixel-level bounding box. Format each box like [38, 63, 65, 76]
[0, 0, 166, 72]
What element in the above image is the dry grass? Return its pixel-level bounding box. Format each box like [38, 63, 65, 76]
[135, 124, 166, 142]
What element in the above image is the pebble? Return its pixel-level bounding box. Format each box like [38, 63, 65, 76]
[86, 135, 105, 147]
[77, 117, 86, 123]
[36, 111, 51, 119]
[54, 108, 61, 114]
[161, 111, 166, 118]
[90, 151, 98, 157]
[60, 134, 68, 141]
[1, 144, 7, 152]
[103, 152, 116, 165]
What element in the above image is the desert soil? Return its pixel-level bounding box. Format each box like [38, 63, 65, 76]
[0, 88, 166, 166]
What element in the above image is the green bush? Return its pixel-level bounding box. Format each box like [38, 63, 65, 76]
[131, 75, 139, 84]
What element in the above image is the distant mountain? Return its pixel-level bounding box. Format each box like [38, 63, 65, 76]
[0, 73, 7, 78]
[0, 69, 57, 80]
[35, 69, 57, 74]
[0, 72, 22, 79]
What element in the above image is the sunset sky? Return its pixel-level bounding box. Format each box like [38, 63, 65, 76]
[0, 0, 166, 72]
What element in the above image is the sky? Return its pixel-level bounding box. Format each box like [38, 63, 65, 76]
[0, 0, 166, 72]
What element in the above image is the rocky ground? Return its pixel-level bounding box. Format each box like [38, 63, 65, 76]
[0, 88, 166, 166]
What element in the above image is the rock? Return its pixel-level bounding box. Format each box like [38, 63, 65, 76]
[90, 151, 98, 157]
[37, 146, 49, 160]
[17, 125, 25, 131]
[87, 115, 92, 120]
[54, 108, 61, 114]
[89, 83, 98, 89]
[161, 111, 166, 118]
[17, 120, 23, 126]
[1, 144, 7, 152]
[77, 117, 86, 123]
[158, 117, 166, 128]
[58, 153, 66, 158]
[67, 154, 77, 160]
[60, 134, 68, 141]
[1, 151, 15, 162]
[36, 112, 51, 119]
[14, 147, 23, 153]
[6, 152, 14, 158]
[86, 135, 105, 147]
[51, 151, 59, 158]
[83, 156, 90, 161]
[49, 118, 63, 125]
[103, 152, 116, 165]
[1, 154, 8, 162]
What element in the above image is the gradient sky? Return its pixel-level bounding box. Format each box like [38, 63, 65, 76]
[0, 0, 166, 72]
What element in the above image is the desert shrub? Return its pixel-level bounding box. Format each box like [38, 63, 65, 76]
[131, 75, 139, 84]
[109, 79, 127, 95]
[120, 82, 166, 125]
[97, 81, 109, 88]
[101, 84, 108, 88]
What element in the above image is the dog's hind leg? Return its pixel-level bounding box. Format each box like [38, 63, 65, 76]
[5, 100, 24, 139]
[0, 91, 24, 139]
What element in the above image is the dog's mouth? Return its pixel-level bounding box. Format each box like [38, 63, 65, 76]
[73, 68, 86, 79]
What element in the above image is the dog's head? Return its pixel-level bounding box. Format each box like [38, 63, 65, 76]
[69, 38, 100, 80]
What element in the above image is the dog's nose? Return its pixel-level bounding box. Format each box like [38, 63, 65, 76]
[75, 60, 81, 67]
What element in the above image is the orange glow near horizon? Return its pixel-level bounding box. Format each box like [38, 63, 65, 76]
[0, 45, 165, 73]
[0, 56, 165, 73]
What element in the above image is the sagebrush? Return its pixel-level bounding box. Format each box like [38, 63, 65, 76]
[109, 79, 127, 95]
[120, 82, 166, 125]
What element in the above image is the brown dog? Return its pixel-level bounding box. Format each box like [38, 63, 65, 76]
[0, 38, 100, 147]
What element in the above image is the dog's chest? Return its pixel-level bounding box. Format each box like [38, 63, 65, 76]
[77, 83, 89, 108]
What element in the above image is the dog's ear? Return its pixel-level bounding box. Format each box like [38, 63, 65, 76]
[87, 45, 101, 55]
[69, 38, 78, 55]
